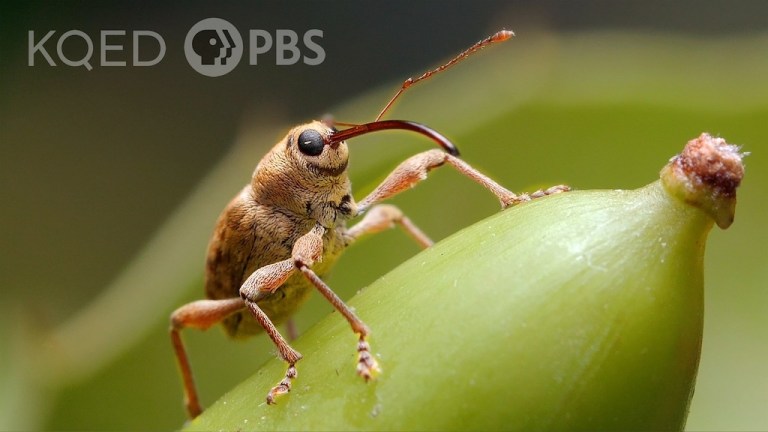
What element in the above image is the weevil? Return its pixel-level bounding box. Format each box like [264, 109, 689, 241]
[170, 29, 568, 418]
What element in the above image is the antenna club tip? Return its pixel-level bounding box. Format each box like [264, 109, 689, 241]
[493, 30, 515, 42]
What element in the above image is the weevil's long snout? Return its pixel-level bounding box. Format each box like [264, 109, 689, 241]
[325, 120, 460, 157]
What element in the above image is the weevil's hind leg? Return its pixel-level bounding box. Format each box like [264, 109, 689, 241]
[170, 297, 245, 418]
[346, 204, 433, 249]
[297, 265, 381, 381]
[356, 149, 569, 212]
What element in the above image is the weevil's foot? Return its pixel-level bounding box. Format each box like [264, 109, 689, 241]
[356, 339, 381, 381]
[530, 184, 571, 199]
[502, 185, 571, 208]
[266, 364, 297, 405]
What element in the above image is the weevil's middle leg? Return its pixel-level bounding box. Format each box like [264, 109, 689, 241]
[346, 204, 433, 249]
[356, 149, 569, 212]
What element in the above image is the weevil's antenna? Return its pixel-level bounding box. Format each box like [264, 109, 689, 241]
[374, 29, 514, 122]
[327, 120, 460, 156]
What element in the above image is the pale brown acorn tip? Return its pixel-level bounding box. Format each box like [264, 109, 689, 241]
[661, 133, 746, 229]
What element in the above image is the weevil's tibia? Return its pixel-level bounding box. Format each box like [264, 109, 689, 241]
[346, 204, 434, 249]
[170, 297, 246, 418]
[355, 149, 568, 213]
[170, 328, 203, 418]
[443, 154, 570, 207]
[375, 29, 515, 121]
[242, 300, 303, 405]
[298, 265, 382, 380]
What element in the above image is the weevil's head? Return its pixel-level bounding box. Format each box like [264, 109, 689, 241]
[259, 117, 460, 183]
[251, 117, 459, 223]
[254, 119, 351, 189]
[250, 120, 352, 223]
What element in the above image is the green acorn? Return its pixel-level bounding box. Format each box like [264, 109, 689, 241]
[188, 133, 745, 431]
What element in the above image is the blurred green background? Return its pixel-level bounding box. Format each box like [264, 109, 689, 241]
[1, 1, 766, 430]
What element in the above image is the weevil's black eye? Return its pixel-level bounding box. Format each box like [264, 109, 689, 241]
[297, 129, 325, 156]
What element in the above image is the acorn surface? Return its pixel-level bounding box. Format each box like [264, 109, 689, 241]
[188, 134, 744, 431]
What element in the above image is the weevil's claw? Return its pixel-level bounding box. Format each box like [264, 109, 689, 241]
[265, 385, 288, 405]
[530, 184, 571, 199]
[356, 339, 381, 381]
[502, 184, 571, 208]
[266, 364, 297, 405]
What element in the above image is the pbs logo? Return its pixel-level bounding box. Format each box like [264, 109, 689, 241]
[184, 18, 243, 77]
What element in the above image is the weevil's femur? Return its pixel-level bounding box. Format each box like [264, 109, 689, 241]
[325, 120, 460, 156]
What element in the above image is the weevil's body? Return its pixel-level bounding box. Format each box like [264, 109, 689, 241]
[206, 121, 351, 337]
[170, 29, 569, 420]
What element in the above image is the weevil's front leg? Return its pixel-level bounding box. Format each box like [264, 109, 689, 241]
[238, 259, 301, 404]
[298, 265, 381, 381]
[287, 224, 381, 381]
[346, 204, 433, 249]
[237, 225, 325, 404]
[170, 297, 245, 418]
[357, 149, 569, 212]
[242, 297, 301, 404]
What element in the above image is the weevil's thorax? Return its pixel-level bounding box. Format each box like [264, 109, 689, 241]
[250, 121, 357, 228]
